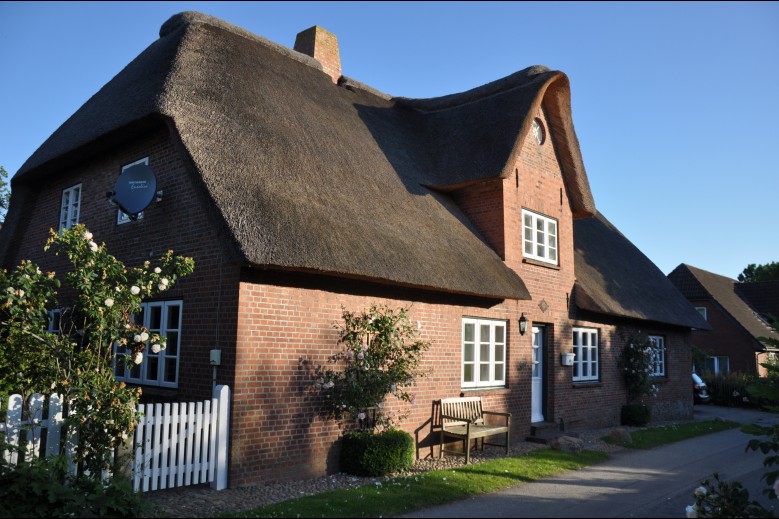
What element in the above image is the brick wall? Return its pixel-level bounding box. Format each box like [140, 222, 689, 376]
[690, 301, 760, 375]
[230, 269, 533, 485]
[4, 126, 241, 403]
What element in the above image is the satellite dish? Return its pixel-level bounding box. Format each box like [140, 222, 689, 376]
[111, 164, 158, 217]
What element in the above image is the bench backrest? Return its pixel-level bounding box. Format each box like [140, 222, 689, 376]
[440, 396, 484, 427]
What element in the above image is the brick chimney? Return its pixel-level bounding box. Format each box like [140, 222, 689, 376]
[294, 26, 342, 84]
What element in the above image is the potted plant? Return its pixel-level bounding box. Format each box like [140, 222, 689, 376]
[315, 304, 430, 476]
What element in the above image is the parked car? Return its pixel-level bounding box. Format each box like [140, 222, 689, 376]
[693, 372, 711, 404]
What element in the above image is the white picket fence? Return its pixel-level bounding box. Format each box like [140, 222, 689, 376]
[1, 384, 230, 492]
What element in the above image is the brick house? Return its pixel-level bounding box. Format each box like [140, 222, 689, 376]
[0, 12, 708, 486]
[668, 264, 779, 376]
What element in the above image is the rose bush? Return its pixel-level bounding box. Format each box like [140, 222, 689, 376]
[0, 224, 194, 477]
[315, 304, 430, 432]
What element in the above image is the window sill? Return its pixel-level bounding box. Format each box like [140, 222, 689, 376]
[461, 386, 510, 396]
[571, 381, 602, 388]
[522, 258, 560, 270]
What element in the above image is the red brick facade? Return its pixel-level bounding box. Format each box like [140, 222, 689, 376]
[5, 110, 694, 487]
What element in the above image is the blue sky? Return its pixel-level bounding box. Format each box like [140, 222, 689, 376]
[2, 1, 777, 279]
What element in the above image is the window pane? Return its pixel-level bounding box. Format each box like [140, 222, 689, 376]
[164, 359, 177, 383]
[464, 323, 474, 342]
[464, 364, 474, 382]
[167, 304, 181, 328]
[146, 357, 159, 381]
[494, 364, 504, 381]
[495, 325, 505, 344]
[495, 344, 504, 362]
[480, 364, 490, 381]
[150, 307, 162, 330]
[464, 343, 474, 362]
[480, 324, 490, 342]
[165, 332, 178, 355]
[480, 343, 490, 361]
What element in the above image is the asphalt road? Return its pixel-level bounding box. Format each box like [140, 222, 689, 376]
[402, 405, 779, 518]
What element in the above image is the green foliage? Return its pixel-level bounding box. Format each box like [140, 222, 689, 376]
[316, 304, 430, 431]
[686, 473, 772, 518]
[702, 372, 760, 408]
[0, 456, 150, 517]
[0, 224, 194, 477]
[738, 262, 779, 283]
[626, 420, 739, 449]
[340, 429, 415, 477]
[618, 331, 659, 404]
[620, 402, 650, 426]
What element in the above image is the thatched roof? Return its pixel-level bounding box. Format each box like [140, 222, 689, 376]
[3, 11, 598, 299]
[574, 213, 710, 329]
[668, 264, 779, 348]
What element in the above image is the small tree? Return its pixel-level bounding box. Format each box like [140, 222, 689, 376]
[0, 165, 10, 223]
[315, 304, 430, 432]
[619, 331, 659, 404]
[0, 224, 194, 477]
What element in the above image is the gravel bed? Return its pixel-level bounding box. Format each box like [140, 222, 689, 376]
[146, 428, 627, 518]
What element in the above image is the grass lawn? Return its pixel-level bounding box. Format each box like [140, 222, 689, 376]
[219, 419, 742, 518]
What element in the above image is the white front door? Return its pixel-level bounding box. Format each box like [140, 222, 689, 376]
[531, 325, 544, 423]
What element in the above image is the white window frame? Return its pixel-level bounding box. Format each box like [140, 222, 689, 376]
[117, 157, 148, 224]
[695, 307, 707, 320]
[572, 327, 598, 382]
[649, 335, 666, 376]
[462, 317, 507, 388]
[704, 356, 730, 376]
[114, 300, 182, 388]
[59, 184, 82, 231]
[47, 308, 62, 334]
[522, 209, 558, 265]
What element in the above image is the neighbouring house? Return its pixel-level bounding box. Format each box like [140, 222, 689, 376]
[668, 264, 779, 376]
[0, 11, 708, 487]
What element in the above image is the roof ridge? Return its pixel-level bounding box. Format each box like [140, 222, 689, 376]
[394, 65, 556, 112]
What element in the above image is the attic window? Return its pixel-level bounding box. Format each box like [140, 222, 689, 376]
[532, 118, 545, 145]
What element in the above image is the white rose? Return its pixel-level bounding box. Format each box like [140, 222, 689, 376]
[140, 332, 149, 342]
[89, 241, 98, 252]
[133, 352, 143, 364]
[686, 505, 698, 518]
[154, 267, 162, 274]
[130, 286, 140, 295]
[158, 283, 166, 291]
[161, 278, 169, 286]
[18, 290, 24, 298]
[151, 344, 161, 354]
[694, 486, 707, 498]
[133, 334, 142, 343]
[105, 298, 114, 307]
[84, 231, 93, 240]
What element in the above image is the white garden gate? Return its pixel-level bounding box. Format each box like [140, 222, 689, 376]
[1, 384, 230, 492]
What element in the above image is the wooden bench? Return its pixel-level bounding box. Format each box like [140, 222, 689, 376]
[437, 396, 511, 464]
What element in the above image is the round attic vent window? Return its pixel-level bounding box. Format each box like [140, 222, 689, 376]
[532, 118, 545, 145]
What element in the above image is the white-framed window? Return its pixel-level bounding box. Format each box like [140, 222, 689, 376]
[649, 335, 666, 376]
[522, 209, 558, 265]
[703, 356, 730, 376]
[59, 184, 82, 231]
[117, 157, 148, 224]
[572, 327, 598, 382]
[47, 308, 62, 334]
[114, 300, 182, 388]
[695, 307, 707, 320]
[462, 318, 507, 388]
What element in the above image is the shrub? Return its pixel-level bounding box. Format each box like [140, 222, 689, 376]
[621, 403, 650, 426]
[340, 429, 415, 477]
[0, 456, 150, 517]
[315, 304, 430, 431]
